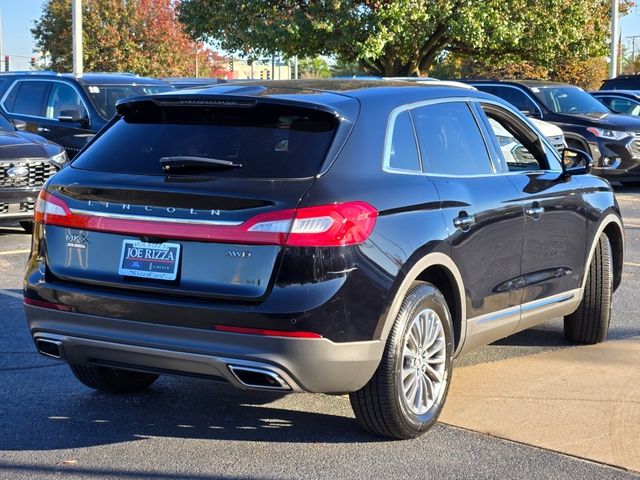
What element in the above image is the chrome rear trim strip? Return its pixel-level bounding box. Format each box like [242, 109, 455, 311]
[69, 208, 244, 226]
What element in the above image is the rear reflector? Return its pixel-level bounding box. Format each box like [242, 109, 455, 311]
[24, 297, 72, 312]
[215, 325, 322, 338]
[35, 190, 377, 246]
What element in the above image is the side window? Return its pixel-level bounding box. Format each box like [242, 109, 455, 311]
[486, 117, 541, 172]
[492, 87, 539, 114]
[480, 105, 560, 172]
[411, 102, 493, 176]
[5, 81, 49, 117]
[45, 83, 88, 120]
[606, 97, 640, 116]
[387, 110, 421, 171]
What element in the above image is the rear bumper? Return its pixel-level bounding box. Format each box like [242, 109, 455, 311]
[25, 304, 384, 393]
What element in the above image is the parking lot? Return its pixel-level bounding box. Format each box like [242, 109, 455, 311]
[0, 186, 639, 480]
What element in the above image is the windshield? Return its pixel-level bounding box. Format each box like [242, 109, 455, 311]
[84, 84, 174, 120]
[532, 86, 611, 115]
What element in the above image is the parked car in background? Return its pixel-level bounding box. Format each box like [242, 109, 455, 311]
[387, 77, 567, 151]
[0, 110, 66, 232]
[600, 74, 640, 91]
[163, 77, 227, 89]
[0, 72, 174, 159]
[591, 90, 640, 117]
[466, 79, 640, 186]
[25, 80, 623, 439]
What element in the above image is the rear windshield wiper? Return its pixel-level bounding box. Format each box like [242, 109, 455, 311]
[159, 156, 242, 172]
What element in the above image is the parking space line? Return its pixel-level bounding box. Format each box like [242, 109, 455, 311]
[0, 289, 22, 300]
[624, 261, 640, 267]
[0, 249, 30, 256]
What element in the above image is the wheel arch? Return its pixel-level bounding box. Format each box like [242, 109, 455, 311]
[584, 214, 624, 293]
[376, 252, 467, 357]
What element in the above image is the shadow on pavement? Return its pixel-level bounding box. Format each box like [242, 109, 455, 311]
[0, 462, 263, 480]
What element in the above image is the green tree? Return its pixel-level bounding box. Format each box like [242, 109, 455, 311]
[179, 0, 628, 77]
[32, 0, 211, 77]
[299, 56, 332, 78]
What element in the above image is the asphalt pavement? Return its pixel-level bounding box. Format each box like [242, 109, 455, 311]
[0, 186, 639, 480]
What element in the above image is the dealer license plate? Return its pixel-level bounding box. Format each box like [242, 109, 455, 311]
[118, 240, 181, 281]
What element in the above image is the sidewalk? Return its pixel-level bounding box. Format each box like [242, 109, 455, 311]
[440, 336, 640, 473]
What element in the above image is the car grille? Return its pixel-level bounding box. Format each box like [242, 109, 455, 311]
[0, 201, 36, 214]
[629, 136, 640, 160]
[547, 135, 566, 154]
[0, 160, 57, 188]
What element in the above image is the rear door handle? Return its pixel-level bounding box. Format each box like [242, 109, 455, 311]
[37, 127, 50, 133]
[525, 207, 545, 217]
[453, 215, 475, 229]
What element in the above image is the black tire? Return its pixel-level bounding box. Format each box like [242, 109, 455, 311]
[70, 364, 158, 393]
[19, 220, 33, 234]
[564, 233, 612, 344]
[350, 282, 454, 439]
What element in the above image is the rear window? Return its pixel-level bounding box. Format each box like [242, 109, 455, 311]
[71, 103, 338, 178]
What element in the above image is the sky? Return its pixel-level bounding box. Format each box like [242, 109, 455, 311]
[0, 0, 639, 71]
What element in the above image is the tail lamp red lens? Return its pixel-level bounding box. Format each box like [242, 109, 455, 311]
[35, 190, 377, 246]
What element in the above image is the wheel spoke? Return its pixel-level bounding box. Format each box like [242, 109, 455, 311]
[399, 307, 448, 416]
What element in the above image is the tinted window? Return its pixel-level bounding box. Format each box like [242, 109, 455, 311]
[388, 111, 420, 171]
[599, 96, 640, 116]
[6, 81, 49, 116]
[411, 102, 493, 175]
[72, 103, 337, 179]
[45, 82, 88, 120]
[85, 85, 174, 120]
[601, 78, 640, 90]
[479, 85, 539, 114]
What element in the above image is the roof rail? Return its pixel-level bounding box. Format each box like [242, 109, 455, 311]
[0, 70, 57, 75]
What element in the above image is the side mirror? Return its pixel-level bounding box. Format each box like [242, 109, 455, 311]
[12, 119, 27, 131]
[58, 110, 89, 127]
[561, 147, 593, 176]
[521, 109, 541, 119]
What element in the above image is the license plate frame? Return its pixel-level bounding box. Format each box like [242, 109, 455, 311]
[118, 240, 181, 281]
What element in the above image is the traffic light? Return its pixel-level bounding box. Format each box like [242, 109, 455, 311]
[266, 69, 271, 80]
[260, 70, 264, 79]
[4, 56, 8, 72]
[30, 57, 36, 69]
[229, 57, 233, 72]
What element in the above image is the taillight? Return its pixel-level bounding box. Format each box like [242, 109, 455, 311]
[247, 202, 377, 246]
[35, 191, 377, 247]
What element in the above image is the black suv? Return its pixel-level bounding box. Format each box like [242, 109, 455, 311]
[466, 79, 640, 185]
[0, 72, 173, 158]
[24, 80, 623, 439]
[0, 110, 67, 231]
[600, 74, 640, 91]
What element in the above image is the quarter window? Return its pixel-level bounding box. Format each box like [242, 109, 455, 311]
[45, 83, 88, 120]
[4, 81, 49, 117]
[411, 102, 493, 176]
[388, 111, 421, 171]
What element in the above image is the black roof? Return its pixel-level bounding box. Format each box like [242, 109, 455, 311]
[120, 79, 500, 122]
[463, 79, 573, 88]
[592, 90, 640, 98]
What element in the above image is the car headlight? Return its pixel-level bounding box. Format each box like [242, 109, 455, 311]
[586, 127, 629, 141]
[50, 150, 68, 167]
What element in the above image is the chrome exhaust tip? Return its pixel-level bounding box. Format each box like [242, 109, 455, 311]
[228, 365, 291, 391]
[35, 338, 64, 360]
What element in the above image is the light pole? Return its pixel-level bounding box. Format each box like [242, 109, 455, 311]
[72, 0, 83, 75]
[610, 0, 619, 79]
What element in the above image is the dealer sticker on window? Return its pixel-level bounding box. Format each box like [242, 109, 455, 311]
[118, 240, 181, 280]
